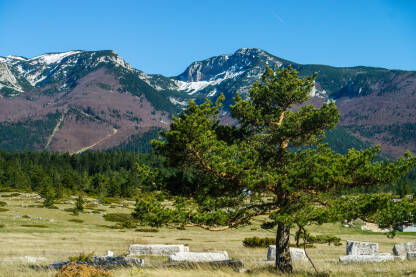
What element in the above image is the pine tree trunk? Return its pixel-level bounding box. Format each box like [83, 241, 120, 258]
[275, 223, 292, 273]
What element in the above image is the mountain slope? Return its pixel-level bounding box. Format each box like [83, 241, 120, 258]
[0, 48, 415, 157]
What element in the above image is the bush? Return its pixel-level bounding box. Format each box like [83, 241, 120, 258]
[103, 213, 133, 223]
[68, 252, 95, 262]
[0, 208, 9, 212]
[306, 234, 342, 246]
[0, 201, 7, 207]
[0, 224, 4, 228]
[56, 262, 111, 277]
[243, 237, 275, 248]
[135, 227, 159, 233]
[21, 224, 48, 228]
[116, 220, 136, 229]
[68, 219, 84, 223]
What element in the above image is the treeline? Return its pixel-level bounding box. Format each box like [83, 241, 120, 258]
[0, 150, 415, 200]
[0, 151, 162, 198]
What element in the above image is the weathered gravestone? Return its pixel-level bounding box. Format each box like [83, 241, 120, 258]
[393, 242, 416, 260]
[128, 244, 189, 256]
[339, 253, 394, 264]
[267, 246, 308, 262]
[397, 225, 416, 232]
[339, 240, 394, 264]
[346, 241, 378, 256]
[168, 251, 229, 262]
[407, 252, 416, 261]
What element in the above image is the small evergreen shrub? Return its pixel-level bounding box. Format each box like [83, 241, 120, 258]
[0, 201, 7, 207]
[243, 237, 275, 248]
[0, 208, 9, 212]
[0, 224, 4, 228]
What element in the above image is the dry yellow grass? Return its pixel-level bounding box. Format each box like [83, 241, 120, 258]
[0, 193, 415, 277]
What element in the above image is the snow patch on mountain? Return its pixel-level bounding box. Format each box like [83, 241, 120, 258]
[0, 62, 23, 92]
[175, 70, 244, 94]
[169, 97, 188, 106]
[29, 51, 82, 65]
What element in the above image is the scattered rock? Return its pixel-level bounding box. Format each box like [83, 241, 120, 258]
[106, 250, 114, 257]
[50, 256, 144, 269]
[169, 251, 229, 262]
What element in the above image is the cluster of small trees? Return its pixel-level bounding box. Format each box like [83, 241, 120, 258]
[0, 151, 160, 203]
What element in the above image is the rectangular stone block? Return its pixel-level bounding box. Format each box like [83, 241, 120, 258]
[339, 253, 394, 264]
[398, 225, 416, 232]
[393, 242, 416, 258]
[128, 244, 189, 256]
[168, 251, 229, 262]
[267, 246, 307, 262]
[407, 252, 416, 261]
[346, 240, 378, 256]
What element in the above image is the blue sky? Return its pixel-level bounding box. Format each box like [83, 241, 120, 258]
[0, 0, 414, 75]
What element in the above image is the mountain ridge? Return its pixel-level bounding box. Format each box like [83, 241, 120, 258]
[0, 48, 415, 157]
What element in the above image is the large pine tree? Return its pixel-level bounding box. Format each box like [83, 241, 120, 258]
[152, 66, 416, 272]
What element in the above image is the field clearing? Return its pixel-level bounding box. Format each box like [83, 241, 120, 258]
[0, 193, 415, 276]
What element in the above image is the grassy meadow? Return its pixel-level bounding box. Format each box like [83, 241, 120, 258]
[0, 192, 415, 277]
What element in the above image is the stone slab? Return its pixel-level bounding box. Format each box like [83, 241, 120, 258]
[393, 242, 416, 258]
[346, 240, 378, 256]
[169, 251, 229, 262]
[339, 253, 394, 264]
[267, 246, 308, 262]
[398, 225, 416, 232]
[128, 244, 189, 256]
[407, 252, 416, 261]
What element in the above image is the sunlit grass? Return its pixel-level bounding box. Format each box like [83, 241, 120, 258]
[0, 193, 415, 276]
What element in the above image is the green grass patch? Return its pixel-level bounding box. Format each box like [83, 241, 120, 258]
[1, 193, 20, 197]
[21, 224, 48, 228]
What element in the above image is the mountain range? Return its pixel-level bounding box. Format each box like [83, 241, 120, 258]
[0, 48, 415, 157]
